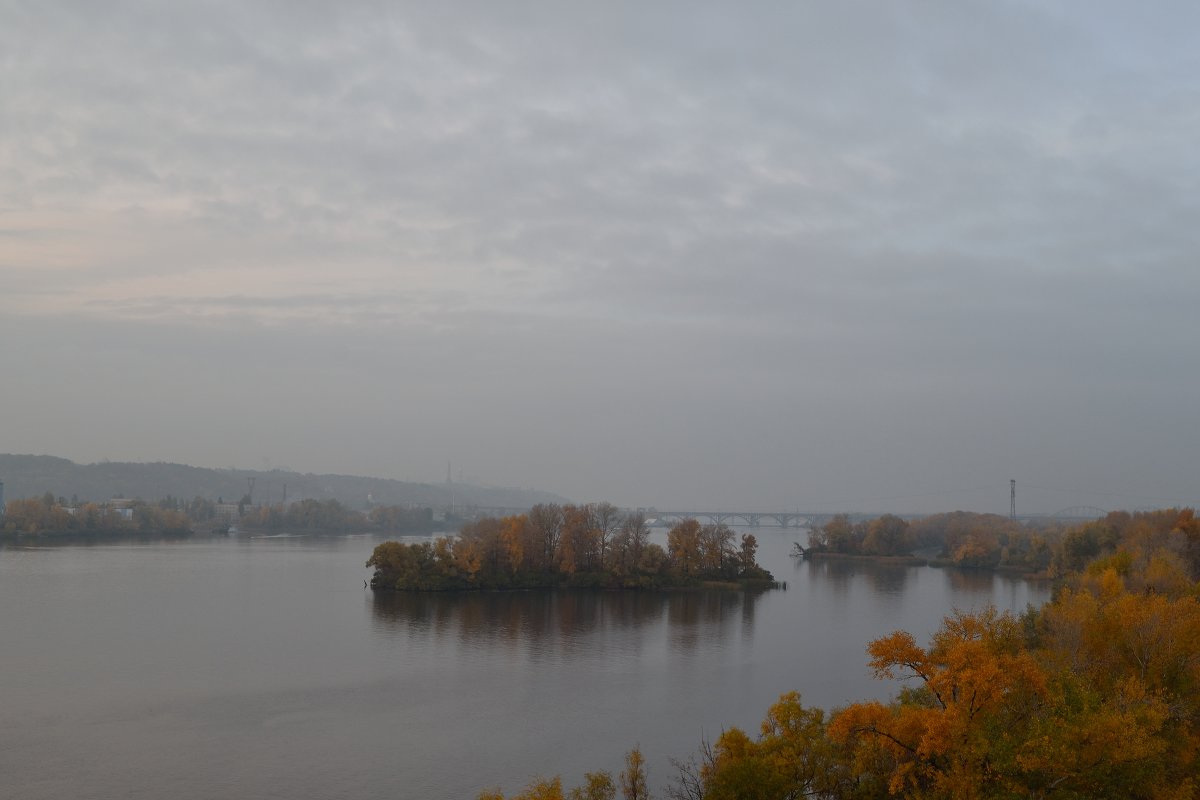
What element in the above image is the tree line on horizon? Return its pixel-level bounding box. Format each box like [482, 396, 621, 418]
[0, 492, 435, 536]
[239, 499, 434, 533]
[482, 507, 1200, 799]
[367, 502, 774, 590]
[1, 492, 192, 536]
[804, 509, 1165, 576]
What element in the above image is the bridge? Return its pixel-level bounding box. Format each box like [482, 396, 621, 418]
[1015, 506, 1109, 523]
[642, 510, 871, 529]
[434, 505, 858, 528]
[434, 504, 1111, 528]
[649, 506, 1114, 528]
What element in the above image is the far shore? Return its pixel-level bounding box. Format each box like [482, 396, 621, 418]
[802, 549, 1050, 577]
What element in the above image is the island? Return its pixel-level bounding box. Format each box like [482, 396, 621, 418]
[802, 509, 1114, 576]
[367, 502, 777, 591]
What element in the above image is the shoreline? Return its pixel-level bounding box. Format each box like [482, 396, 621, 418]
[370, 576, 784, 593]
[802, 549, 1050, 577]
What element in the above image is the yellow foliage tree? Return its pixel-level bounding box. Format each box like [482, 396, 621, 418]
[830, 608, 1049, 798]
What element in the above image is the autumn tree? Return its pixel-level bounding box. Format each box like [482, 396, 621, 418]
[687, 691, 845, 800]
[668, 519, 703, 577]
[829, 608, 1051, 797]
[569, 772, 616, 800]
[698, 523, 736, 577]
[478, 776, 564, 800]
[738, 534, 763, 578]
[619, 747, 649, 800]
[529, 504, 565, 571]
[559, 504, 601, 574]
[613, 512, 651, 575]
[812, 514, 858, 554]
[593, 502, 622, 570]
[500, 514, 528, 575]
[861, 514, 910, 556]
[477, 752, 633, 800]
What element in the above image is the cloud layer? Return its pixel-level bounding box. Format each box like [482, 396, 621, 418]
[3, 1, 1198, 511]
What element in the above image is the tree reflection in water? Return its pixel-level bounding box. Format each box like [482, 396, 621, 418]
[370, 589, 765, 656]
[802, 558, 914, 597]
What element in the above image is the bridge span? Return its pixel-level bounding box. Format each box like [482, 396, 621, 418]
[433, 505, 852, 528]
[643, 510, 859, 529]
[432, 504, 1110, 529]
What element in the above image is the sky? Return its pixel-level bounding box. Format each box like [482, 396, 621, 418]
[2, 1, 1199, 514]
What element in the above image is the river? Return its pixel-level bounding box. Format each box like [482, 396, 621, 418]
[0, 529, 1049, 799]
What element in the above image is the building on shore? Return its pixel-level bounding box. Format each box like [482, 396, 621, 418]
[215, 503, 241, 525]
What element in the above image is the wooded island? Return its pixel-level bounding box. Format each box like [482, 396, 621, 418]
[805, 509, 1119, 575]
[367, 502, 776, 590]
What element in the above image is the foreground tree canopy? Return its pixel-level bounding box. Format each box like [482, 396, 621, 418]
[367, 503, 775, 590]
[482, 508, 1200, 799]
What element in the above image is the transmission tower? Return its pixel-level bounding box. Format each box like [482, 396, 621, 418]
[1010, 479, 1016, 519]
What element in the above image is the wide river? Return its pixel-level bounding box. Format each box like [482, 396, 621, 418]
[0, 529, 1048, 799]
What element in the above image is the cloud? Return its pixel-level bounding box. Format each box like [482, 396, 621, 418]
[2, 1, 1199, 511]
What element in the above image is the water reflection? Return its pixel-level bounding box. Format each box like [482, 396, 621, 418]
[371, 589, 764, 654]
[943, 568, 997, 593]
[0, 533, 194, 550]
[665, 591, 761, 651]
[800, 558, 914, 596]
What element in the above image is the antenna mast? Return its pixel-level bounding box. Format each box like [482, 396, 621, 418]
[1010, 479, 1016, 519]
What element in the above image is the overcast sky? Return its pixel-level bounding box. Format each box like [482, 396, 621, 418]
[3, 1, 1198, 514]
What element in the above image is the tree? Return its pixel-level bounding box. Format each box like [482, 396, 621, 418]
[615, 512, 651, 575]
[559, 504, 600, 574]
[693, 692, 841, 800]
[862, 514, 910, 556]
[593, 502, 622, 570]
[478, 777, 565, 800]
[829, 608, 1050, 798]
[568, 772, 616, 800]
[698, 523, 736, 577]
[619, 748, 649, 800]
[480, 771, 617, 800]
[738, 534, 760, 577]
[668, 519, 702, 577]
[819, 514, 855, 553]
[529, 504, 565, 571]
[500, 514, 528, 574]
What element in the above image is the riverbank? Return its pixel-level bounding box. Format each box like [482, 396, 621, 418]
[803, 551, 930, 566]
[802, 549, 1050, 577]
[0, 528, 195, 542]
[368, 570, 783, 592]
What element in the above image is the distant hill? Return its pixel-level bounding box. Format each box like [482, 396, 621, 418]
[0, 454, 567, 511]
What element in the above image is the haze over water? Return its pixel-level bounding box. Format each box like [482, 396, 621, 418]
[0, 531, 1048, 799]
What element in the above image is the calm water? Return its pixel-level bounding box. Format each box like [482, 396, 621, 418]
[0, 530, 1048, 799]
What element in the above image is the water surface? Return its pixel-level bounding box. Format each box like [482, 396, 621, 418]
[0, 531, 1049, 799]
